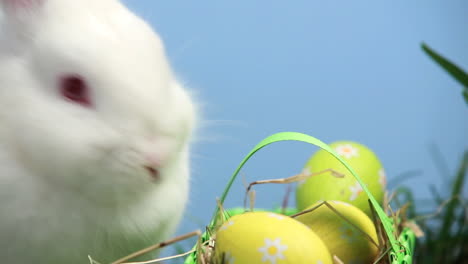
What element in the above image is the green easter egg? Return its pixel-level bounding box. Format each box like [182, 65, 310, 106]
[215, 212, 333, 264]
[295, 201, 379, 264]
[296, 141, 386, 216]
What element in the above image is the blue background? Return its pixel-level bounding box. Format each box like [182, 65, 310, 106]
[122, 0, 467, 255]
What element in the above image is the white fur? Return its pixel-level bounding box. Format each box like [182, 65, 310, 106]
[0, 0, 196, 263]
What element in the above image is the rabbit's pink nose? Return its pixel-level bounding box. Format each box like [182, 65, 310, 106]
[143, 153, 162, 180]
[139, 137, 173, 180]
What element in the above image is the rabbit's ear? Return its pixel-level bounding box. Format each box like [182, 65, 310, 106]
[1, 0, 45, 13]
[1, 0, 46, 39]
[1, 0, 45, 23]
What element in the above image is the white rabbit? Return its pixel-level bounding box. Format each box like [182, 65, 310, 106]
[0, 0, 197, 263]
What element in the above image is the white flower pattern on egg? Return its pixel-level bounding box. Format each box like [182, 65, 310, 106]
[349, 181, 363, 201]
[378, 168, 387, 188]
[335, 144, 359, 159]
[258, 238, 288, 263]
[267, 213, 286, 220]
[297, 167, 311, 186]
[219, 220, 235, 231]
[333, 200, 352, 207]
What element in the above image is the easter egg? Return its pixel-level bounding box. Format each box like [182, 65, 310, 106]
[219, 207, 300, 220]
[295, 200, 379, 264]
[216, 208, 297, 227]
[296, 141, 386, 216]
[215, 211, 333, 264]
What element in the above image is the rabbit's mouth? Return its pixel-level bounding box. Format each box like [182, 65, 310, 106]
[144, 165, 160, 181]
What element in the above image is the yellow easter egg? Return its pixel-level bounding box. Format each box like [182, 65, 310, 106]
[296, 141, 386, 217]
[295, 201, 379, 264]
[215, 211, 332, 264]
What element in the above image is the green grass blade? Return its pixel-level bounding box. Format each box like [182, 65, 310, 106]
[421, 43, 468, 89]
[453, 205, 467, 263]
[421, 43, 468, 105]
[436, 151, 468, 260]
[429, 184, 444, 205]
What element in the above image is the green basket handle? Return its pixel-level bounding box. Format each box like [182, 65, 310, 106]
[185, 132, 413, 264]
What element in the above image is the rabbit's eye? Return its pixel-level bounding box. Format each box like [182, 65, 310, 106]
[59, 75, 92, 107]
